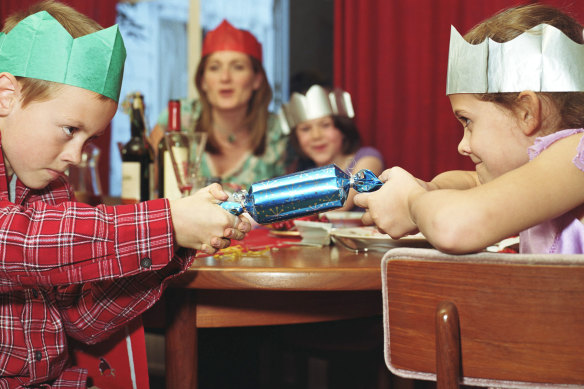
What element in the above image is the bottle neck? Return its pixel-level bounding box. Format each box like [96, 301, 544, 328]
[168, 100, 181, 132]
[130, 107, 145, 138]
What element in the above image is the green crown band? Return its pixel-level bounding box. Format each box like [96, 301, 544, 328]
[0, 11, 126, 102]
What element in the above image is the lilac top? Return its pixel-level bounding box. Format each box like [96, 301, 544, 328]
[346, 146, 385, 173]
[520, 128, 584, 254]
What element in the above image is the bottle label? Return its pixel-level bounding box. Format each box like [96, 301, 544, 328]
[163, 148, 188, 199]
[121, 162, 141, 203]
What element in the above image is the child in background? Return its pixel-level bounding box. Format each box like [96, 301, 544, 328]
[354, 4, 584, 254]
[280, 85, 384, 210]
[0, 1, 249, 386]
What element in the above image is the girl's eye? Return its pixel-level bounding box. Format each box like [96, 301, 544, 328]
[458, 116, 471, 128]
[297, 125, 310, 133]
[63, 126, 78, 136]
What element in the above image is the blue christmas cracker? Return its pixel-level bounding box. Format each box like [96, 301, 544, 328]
[220, 164, 382, 224]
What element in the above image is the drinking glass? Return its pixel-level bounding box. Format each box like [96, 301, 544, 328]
[165, 132, 207, 196]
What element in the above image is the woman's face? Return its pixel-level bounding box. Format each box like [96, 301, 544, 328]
[449, 93, 532, 183]
[296, 116, 345, 166]
[201, 51, 262, 113]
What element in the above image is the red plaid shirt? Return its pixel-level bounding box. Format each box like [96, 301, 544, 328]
[0, 141, 193, 388]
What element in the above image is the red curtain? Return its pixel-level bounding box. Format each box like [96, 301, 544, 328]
[334, 0, 584, 180]
[0, 0, 118, 195]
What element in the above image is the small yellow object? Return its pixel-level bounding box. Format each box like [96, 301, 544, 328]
[213, 245, 270, 260]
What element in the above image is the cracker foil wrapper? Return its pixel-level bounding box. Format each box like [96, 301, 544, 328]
[220, 164, 382, 224]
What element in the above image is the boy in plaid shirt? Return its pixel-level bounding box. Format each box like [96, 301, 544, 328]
[0, 1, 250, 387]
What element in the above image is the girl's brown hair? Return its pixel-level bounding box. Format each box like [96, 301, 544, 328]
[194, 55, 272, 156]
[2, 0, 108, 107]
[464, 4, 584, 132]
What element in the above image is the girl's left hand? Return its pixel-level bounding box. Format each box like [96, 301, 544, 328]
[353, 167, 426, 238]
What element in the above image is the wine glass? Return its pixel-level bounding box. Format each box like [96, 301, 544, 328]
[164, 132, 207, 196]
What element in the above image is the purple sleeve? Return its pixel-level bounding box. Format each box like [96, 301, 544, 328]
[347, 147, 385, 172]
[527, 128, 584, 172]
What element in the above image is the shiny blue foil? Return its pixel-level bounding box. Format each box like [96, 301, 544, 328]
[221, 164, 382, 224]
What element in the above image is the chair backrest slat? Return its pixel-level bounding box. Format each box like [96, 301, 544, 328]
[382, 249, 584, 388]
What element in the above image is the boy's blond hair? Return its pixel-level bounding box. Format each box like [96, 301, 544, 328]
[2, 0, 107, 107]
[465, 4, 584, 132]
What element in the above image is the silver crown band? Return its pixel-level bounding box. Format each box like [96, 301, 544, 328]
[278, 85, 355, 135]
[446, 24, 584, 95]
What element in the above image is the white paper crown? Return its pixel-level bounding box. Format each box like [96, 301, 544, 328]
[278, 85, 355, 135]
[446, 23, 584, 95]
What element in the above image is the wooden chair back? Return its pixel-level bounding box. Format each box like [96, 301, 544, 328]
[381, 248, 584, 389]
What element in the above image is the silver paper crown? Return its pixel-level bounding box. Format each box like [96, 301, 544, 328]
[446, 23, 584, 95]
[278, 85, 355, 135]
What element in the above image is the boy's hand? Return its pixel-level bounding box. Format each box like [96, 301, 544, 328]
[169, 184, 251, 254]
[354, 167, 425, 238]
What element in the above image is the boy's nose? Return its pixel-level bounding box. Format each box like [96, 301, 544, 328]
[62, 143, 84, 166]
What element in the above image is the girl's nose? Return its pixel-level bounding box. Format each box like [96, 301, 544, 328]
[310, 127, 323, 139]
[457, 129, 471, 156]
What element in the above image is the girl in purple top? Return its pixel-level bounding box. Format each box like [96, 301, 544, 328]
[354, 4, 584, 254]
[291, 114, 384, 210]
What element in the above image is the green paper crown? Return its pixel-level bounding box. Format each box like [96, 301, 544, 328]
[0, 11, 126, 102]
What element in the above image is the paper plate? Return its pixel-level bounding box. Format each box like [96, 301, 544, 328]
[331, 227, 430, 252]
[323, 211, 364, 227]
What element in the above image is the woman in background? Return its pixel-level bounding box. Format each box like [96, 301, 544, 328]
[281, 85, 384, 210]
[150, 19, 287, 190]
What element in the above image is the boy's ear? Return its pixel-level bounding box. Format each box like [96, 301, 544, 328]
[516, 90, 541, 136]
[0, 73, 19, 116]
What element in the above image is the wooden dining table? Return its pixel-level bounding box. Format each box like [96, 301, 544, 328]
[164, 236, 386, 389]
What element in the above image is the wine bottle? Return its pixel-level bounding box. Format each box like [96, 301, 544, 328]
[158, 100, 188, 199]
[121, 93, 153, 203]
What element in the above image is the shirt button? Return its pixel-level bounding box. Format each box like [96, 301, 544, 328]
[140, 257, 152, 269]
[34, 350, 42, 361]
[32, 289, 39, 299]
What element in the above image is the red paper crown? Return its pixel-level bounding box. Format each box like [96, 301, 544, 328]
[202, 20, 262, 63]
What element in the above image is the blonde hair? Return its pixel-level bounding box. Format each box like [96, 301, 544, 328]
[464, 4, 584, 132]
[2, 0, 108, 107]
[194, 55, 272, 156]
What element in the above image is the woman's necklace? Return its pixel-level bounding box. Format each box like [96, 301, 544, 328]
[213, 123, 244, 144]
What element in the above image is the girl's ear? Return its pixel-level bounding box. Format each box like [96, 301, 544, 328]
[516, 90, 541, 136]
[0, 72, 19, 116]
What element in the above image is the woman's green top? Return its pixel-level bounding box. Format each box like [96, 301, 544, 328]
[156, 99, 288, 190]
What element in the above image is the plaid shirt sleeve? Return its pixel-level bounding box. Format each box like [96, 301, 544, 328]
[0, 198, 182, 288]
[2, 178, 194, 344]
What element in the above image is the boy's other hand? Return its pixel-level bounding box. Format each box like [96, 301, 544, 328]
[170, 184, 251, 254]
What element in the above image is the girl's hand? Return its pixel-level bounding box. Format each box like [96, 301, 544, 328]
[353, 167, 426, 238]
[169, 184, 251, 254]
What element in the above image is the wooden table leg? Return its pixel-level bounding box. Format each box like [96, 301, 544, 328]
[166, 288, 198, 389]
